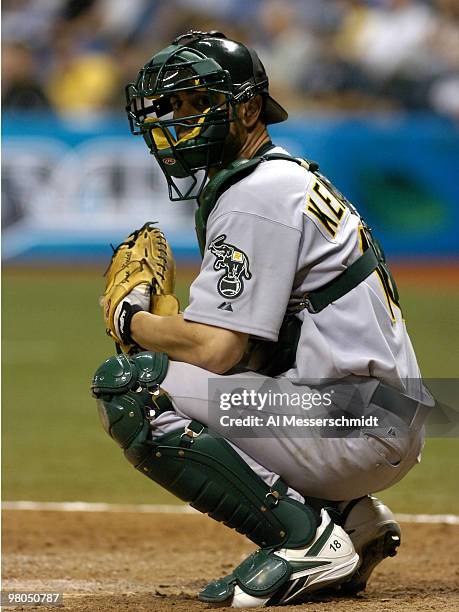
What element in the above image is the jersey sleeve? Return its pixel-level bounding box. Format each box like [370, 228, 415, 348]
[183, 210, 301, 341]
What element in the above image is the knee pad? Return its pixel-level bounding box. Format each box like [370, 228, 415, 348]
[91, 351, 171, 448]
[91, 352, 319, 549]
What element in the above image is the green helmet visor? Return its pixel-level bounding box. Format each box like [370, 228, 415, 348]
[126, 47, 233, 200]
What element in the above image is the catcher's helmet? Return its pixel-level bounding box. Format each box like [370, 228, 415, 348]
[126, 31, 287, 201]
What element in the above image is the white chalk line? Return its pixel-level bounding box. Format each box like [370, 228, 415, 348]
[3, 501, 459, 524]
[395, 513, 459, 524]
[2, 501, 197, 514]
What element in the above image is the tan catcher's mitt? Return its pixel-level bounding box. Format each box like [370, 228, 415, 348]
[101, 222, 180, 353]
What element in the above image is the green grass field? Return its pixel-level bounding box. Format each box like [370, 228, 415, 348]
[2, 267, 458, 513]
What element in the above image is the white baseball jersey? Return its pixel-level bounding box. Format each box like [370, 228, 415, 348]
[184, 146, 422, 390]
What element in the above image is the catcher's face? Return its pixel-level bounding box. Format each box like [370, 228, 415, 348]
[168, 88, 221, 140]
[135, 86, 230, 161]
[138, 84, 247, 167]
[168, 88, 246, 166]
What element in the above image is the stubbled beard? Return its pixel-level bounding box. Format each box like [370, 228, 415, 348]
[220, 120, 246, 168]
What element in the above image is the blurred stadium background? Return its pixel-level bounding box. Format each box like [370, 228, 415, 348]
[2, 0, 458, 513]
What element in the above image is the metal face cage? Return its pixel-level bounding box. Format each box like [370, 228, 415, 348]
[126, 46, 234, 200]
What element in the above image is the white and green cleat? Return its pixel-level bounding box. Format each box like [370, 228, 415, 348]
[199, 509, 359, 607]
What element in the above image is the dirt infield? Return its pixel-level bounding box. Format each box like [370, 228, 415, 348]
[3, 510, 459, 611]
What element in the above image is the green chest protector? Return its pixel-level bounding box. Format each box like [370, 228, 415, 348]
[195, 153, 399, 376]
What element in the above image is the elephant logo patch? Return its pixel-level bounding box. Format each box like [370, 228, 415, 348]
[208, 235, 252, 299]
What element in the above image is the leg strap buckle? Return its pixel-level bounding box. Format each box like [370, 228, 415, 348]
[265, 478, 288, 508]
[265, 490, 280, 507]
[180, 420, 205, 446]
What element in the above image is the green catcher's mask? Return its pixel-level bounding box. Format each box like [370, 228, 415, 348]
[125, 30, 288, 201]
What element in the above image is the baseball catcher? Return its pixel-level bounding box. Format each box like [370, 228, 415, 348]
[92, 31, 431, 606]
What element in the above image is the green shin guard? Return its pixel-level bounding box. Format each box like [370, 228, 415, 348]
[91, 352, 319, 550]
[128, 423, 319, 548]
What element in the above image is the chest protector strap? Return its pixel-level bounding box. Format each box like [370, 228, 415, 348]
[196, 156, 264, 254]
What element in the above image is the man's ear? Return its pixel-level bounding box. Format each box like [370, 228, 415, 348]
[240, 95, 263, 128]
